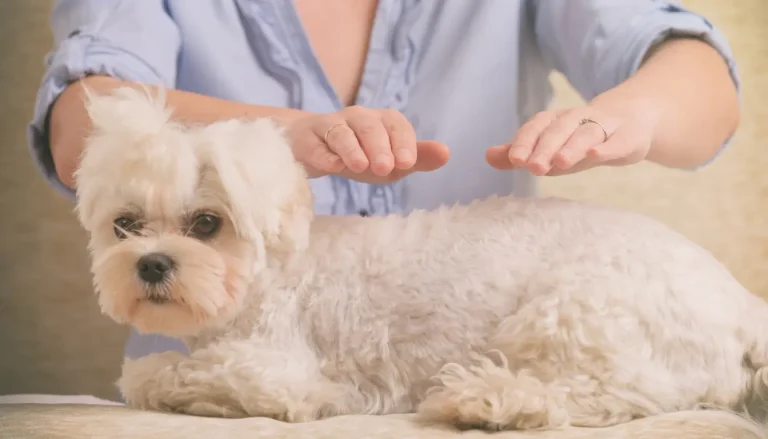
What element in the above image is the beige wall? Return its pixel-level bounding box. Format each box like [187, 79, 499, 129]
[0, 1, 764, 400]
[540, 0, 768, 297]
[0, 1, 129, 399]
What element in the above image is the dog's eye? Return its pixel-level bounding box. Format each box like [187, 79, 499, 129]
[113, 216, 142, 240]
[189, 214, 221, 239]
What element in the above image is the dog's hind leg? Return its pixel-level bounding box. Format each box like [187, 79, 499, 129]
[417, 275, 691, 431]
[417, 350, 571, 430]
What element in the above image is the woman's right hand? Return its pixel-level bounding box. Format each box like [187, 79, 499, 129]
[286, 106, 450, 184]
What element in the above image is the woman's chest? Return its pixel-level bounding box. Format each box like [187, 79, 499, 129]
[171, 0, 547, 211]
[293, 0, 379, 106]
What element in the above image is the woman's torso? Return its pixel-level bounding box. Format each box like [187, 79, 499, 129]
[169, 0, 553, 216]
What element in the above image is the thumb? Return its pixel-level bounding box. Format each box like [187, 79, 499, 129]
[335, 140, 450, 183]
[485, 144, 517, 170]
[365, 140, 449, 183]
[412, 140, 450, 172]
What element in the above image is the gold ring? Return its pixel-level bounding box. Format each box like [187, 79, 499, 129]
[323, 123, 347, 144]
[579, 118, 608, 142]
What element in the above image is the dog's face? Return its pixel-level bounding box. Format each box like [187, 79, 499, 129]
[74, 87, 313, 337]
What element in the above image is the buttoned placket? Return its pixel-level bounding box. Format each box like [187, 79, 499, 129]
[269, 0, 423, 217]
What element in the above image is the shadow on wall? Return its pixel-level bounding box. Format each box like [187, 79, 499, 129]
[0, 0, 765, 399]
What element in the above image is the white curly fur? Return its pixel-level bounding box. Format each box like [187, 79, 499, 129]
[73, 86, 768, 432]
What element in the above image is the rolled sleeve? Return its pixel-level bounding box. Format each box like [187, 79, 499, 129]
[28, 0, 181, 198]
[531, 0, 740, 102]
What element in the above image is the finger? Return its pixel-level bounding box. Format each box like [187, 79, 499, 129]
[377, 140, 449, 183]
[502, 111, 558, 168]
[320, 121, 370, 174]
[341, 140, 450, 184]
[526, 112, 585, 175]
[586, 126, 637, 163]
[551, 121, 607, 170]
[291, 126, 345, 176]
[304, 141, 345, 175]
[545, 156, 601, 176]
[345, 110, 395, 176]
[381, 110, 418, 170]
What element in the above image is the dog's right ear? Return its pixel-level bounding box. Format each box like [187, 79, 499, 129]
[82, 83, 172, 138]
[75, 84, 194, 232]
[76, 84, 167, 232]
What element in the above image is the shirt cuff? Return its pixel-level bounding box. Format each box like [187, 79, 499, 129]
[27, 33, 171, 199]
[601, 6, 740, 95]
[599, 7, 740, 169]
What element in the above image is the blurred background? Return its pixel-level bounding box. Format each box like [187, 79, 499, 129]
[0, 1, 765, 400]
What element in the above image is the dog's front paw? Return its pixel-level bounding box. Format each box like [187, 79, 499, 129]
[417, 353, 569, 431]
[117, 351, 185, 412]
[118, 351, 250, 417]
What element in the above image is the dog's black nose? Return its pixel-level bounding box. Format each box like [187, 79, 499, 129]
[136, 253, 174, 284]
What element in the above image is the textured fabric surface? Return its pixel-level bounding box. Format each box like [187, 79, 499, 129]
[0, 394, 123, 405]
[0, 404, 764, 439]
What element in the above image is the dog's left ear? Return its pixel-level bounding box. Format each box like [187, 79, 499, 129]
[199, 118, 314, 257]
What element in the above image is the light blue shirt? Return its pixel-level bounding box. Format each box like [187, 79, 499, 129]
[29, 0, 739, 359]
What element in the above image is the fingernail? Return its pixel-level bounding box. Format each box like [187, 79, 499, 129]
[350, 156, 370, 172]
[508, 155, 525, 166]
[374, 154, 393, 166]
[395, 149, 414, 164]
[529, 163, 548, 175]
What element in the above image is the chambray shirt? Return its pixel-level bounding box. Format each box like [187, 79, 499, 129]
[29, 0, 738, 359]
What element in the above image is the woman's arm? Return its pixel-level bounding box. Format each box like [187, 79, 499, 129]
[589, 36, 739, 168]
[36, 2, 446, 197]
[487, 1, 741, 175]
[50, 76, 308, 189]
[51, 76, 450, 190]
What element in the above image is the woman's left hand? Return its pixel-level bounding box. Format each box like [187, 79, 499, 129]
[486, 99, 659, 176]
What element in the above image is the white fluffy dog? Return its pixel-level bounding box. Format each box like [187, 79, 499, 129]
[73, 86, 768, 431]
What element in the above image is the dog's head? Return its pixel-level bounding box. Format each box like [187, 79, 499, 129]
[74, 86, 313, 337]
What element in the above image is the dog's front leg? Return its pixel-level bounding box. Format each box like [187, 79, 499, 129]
[118, 340, 350, 421]
[117, 350, 252, 418]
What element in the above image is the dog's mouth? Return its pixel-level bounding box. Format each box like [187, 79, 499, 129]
[141, 286, 174, 305]
[146, 294, 170, 305]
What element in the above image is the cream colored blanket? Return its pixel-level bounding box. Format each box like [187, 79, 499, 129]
[0, 402, 764, 439]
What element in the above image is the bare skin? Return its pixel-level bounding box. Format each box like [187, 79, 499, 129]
[294, 0, 379, 106]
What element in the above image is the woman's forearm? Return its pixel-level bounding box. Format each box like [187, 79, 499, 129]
[588, 37, 740, 168]
[50, 75, 310, 189]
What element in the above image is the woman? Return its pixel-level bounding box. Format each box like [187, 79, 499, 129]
[29, 0, 740, 359]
